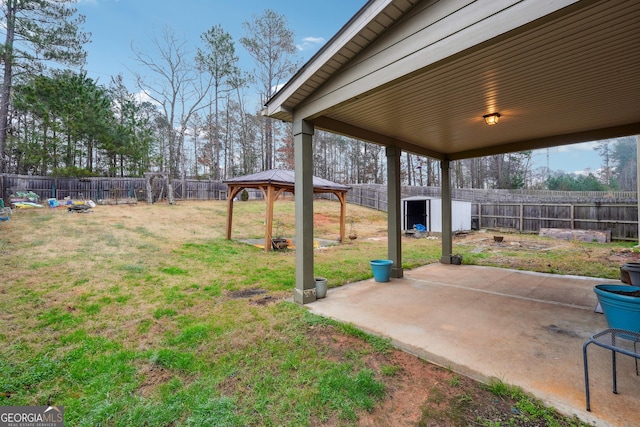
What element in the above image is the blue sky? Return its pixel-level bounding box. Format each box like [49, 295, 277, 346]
[75, 0, 364, 89]
[74, 0, 605, 174]
[531, 143, 602, 175]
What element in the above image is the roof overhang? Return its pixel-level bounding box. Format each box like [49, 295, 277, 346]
[223, 169, 351, 193]
[264, 0, 640, 160]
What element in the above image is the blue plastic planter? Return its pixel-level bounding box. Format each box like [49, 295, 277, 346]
[594, 284, 640, 332]
[370, 259, 393, 282]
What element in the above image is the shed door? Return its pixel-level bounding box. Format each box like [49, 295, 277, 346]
[404, 199, 430, 231]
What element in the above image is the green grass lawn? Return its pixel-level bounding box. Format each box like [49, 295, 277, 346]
[0, 201, 409, 426]
[0, 200, 624, 426]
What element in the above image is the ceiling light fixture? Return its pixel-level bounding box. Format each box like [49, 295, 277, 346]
[483, 112, 501, 125]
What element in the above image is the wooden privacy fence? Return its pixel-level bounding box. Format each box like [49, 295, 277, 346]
[346, 184, 640, 241]
[0, 174, 227, 204]
[475, 203, 638, 241]
[344, 185, 389, 212]
[3, 175, 639, 241]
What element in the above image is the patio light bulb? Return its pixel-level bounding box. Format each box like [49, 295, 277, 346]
[483, 112, 501, 125]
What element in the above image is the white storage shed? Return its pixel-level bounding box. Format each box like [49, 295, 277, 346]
[401, 196, 471, 233]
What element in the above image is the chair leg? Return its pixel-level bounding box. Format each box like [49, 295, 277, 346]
[583, 341, 591, 411]
[635, 340, 639, 376]
[612, 350, 618, 394]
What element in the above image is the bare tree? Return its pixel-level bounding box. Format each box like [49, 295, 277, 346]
[131, 26, 213, 179]
[187, 112, 204, 177]
[594, 139, 614, 186]
[610, 136, 637, 190]
[228, 70, 255, 176]
[240, 9, 299, 170]
[196, 24, 238, 180]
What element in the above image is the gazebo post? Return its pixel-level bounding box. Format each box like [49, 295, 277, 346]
[222, 169, 349, 260]
[226, 185, 242, 240]
[337, 192, 347, 243]
[264, 185, 275, 252]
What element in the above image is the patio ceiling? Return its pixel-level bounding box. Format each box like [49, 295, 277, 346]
[265, 0, 640, 160]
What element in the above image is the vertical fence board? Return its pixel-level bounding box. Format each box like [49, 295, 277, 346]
[3, 176, 640, 241]
[346, 184, 639, 241]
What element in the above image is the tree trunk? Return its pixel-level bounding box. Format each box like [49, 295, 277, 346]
[265, 118, 273, 170]
[0, 1, 16, 174]
[214, 83, 220, 180]
[86, 137, 93, 172]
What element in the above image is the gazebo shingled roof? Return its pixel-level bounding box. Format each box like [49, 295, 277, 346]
[223, 169, 350, 251]
[224, 169, 350, 193]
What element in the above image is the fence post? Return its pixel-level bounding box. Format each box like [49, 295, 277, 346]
[571, 205, 575, 229]
[519, 203, 524, 232]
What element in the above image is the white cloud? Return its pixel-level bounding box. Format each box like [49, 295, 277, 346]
[272, 83, 286, 94]
[556, 141, 598, 153]
[134, 90, 160, 106]
[75, 0, 120, 5]
[296, 36, 325, 51]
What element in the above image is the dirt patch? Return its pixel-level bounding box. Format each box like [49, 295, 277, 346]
[314, 213, 331, 225]
[607, 248, 640, 263]
[307, 324, 435, 426]
[136, 363, 176, 398]
[228, 288, 283, 306]
[250, 295, 275, 305]
[306, 324, 578, 427]
[228, 288, 267, 299]
[457, 235, 565, 251]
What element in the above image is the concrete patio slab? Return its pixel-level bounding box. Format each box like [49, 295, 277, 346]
[307, 264, 640, 427]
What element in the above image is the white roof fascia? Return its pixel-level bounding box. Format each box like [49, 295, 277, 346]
[264, 0, 393, 119]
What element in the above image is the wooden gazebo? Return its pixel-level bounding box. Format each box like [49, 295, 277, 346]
[224, 169, 350, 251]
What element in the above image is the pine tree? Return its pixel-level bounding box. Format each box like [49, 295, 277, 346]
[0, 0, 89, 173]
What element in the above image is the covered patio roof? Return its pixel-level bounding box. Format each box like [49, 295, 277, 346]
[263, 0, 640, 304]
[266, 0, 640, 158]
[224, 169, 350, 251]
